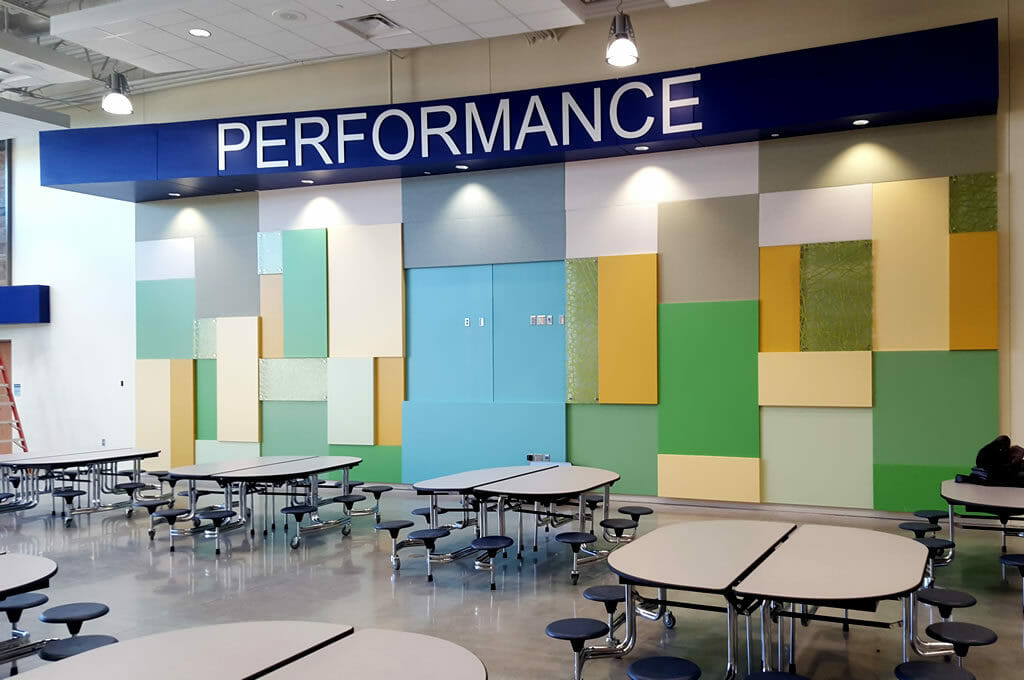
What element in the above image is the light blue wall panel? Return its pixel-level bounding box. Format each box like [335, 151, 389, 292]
[401, 402, 566, 482]
[402, 164, 566, 268]
[493, 261, 566, 402]
[406, 265, 493, 402]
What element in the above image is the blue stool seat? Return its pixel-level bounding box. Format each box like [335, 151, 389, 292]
[114, 482, 147, 492]
[331, 494, 366, 509]
[894, 661, 975, 680]
[926, 622, 997, 648]
[52, 489, 85, 498]
[375, 520, 414, 539]
[361, 485, 392, 498]
[556, 532, 597, 546]
[618, 506, 653, 520]
[411, 506, 451, 518]
[471, 535, 514, 552]
[178, 489, 215, 497]
[39, 635, 118, 661]
[0, 492, 14, 502]
[600, 518, 638, 537]
[914, 510, 947, 523]
[40, 602, 109, 636]
[917, 588, 976, 619]
[0, 593, 48, 625]
[916, 537, 955, 554]
[626, 656, 701, 680]
[1000, 554, 1024, 569]
[545, 618, 608, 644]
[153, 508, 189, 520]
[280, 504, 317, 516]
[133, 499, 170, 514]
[900, 522, 940, 538]
[409, 528, 450, 541]
[196, 509, 236, 522]
[583, 585, 626, 604]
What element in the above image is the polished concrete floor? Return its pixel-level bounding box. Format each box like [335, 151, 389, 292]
[1, 491, 1022, 679]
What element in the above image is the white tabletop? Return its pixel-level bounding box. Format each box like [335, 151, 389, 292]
[215, 456, 362, 481]
[608, 520, 796, 593]
[0, 448, 117, 465]
[735, 524, 928, 603]
[0, 553, 58, 599]
[261, 628, 487, 680]
[414, 465, 553, 492]
[475, 465, 619, 498]
[167, 456, 312, 480]
[941, 479, 1024, 512]
[18, 621, 353, 679]
[6, 448, 159, 468]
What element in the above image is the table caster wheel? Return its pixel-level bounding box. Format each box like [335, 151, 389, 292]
[571, 573, 579, 585]
[664, 611, 676, 629]
[342, 525, 351, 536]
[63, 517, 73, 528]
[148, 528, 155, 540]
[193, 518, 202, 528]
[290, 536, 301, 550]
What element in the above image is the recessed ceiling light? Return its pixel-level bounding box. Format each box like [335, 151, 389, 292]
[455, 164, 469, 170]
[188, 27, 211, 38]
[423, 171, 431, 175]
[234, 188, 242, 192]
[167, 192, 181, 197]
[852, 119, 870, 126]
[770, 133, 779, 138]
[272, 8, 306, 22]
[634, 145, 649, 151]
[300, 179, 315, 184]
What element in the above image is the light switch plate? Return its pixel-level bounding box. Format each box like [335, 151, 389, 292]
[464, 317, 470, 327]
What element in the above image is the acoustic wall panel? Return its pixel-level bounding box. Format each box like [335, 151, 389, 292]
[327, 358, 374, 445]
[493, 261, 566, 403]
[758, 351, 872, 407]
[193, 318, 216, 359]
[597, 254, 657, 404]
[761, 407, 873, 509]
[136, 193, 259, 241]
[658, 301, 759, 457]
[800, 240, 873, 351]
[567, 405, 656, 496]
[657, 454, 761, 503]
[328, 445, 401, 484]
[758, 246, 800, 352]
[261, 401, 327, 456]
[136, 359, 172, 471]
[758, 185, 872, 246]
[949, 232, 998, 350]
[136, 279, 195, 359]
[566, 203, 658, 259]
[259, 274, 284, 358]
[135, 237, 195, 281]
[405, 265, 493, 402]
[403, 164, 566, 268]
[759, 116, 996, 193]
[282, 228, 328, 358]
[258, 358, 327, 401]
[195, 440, 260, 464]
[195, 359, 217, 441]
[375, 358, 404, 446]
[873, 464, 965, 514]
[949, 173, 997, 233]
[401, 402, 566, 483]
[257, 231, 283, 274]
[566, 258, 599, 403]
[258, 179, 402, 231]
[658, 195, 759, 303]
[327, 223, 404, 358]
[169, 359, 195, 468]
[216, 316, 260, 442]
[873, 178, 950, 351]
[195, 231, 259, 318]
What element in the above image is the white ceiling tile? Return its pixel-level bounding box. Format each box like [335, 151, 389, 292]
[257, 4, 333, 28]
[129, 28, 195, 52]
[371, 33, 430, 50]
[98, 19, 151, 37]
[93, 36, 158, 60]
[328, 42, 379, 56]
[259, 29, 322, 52]
[180, 0, 244, 19]
[207, 39, 283, 61]
[286, 21, 368, 47]
[206, 10, 281, 37]
[384, 5, 460, 32]
[419, 24, 480, 44]
[466, 16, 528, 37]
[364, 0, 432, 11]
[433, 0, 510, 23]
[141, 9, 198, 27]
[131, 53, 195, 74]
[296, 0, 377, 21]
[496, 0, 564, 13]
[58, 27, 114, 44]
[280, 46, 333, 60]
[519, 6, 583, 30]
[160, 19, 243, 44]
[167, 45, 241, 69]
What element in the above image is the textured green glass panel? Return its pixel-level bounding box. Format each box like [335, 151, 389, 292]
[195, 359, 217, 440]
[949, 173, 996, 233]
[258, 231, 283, 274]
[136, 279, 195, 359]
[326, 445, 401, 483]
[568, 405, 656, 495]
[193, 318, 216, 359]
[873, 464, 964, 512]
[799, 240, 872, 351]
[566, 258, 598, 403]
[261, 401, 328, 456]
[282, 229, 328, 358]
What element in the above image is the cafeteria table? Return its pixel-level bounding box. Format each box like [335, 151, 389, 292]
[0, 553, 59, 668]
[940, 479, 1024, 552]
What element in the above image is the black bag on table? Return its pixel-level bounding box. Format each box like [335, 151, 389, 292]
[957, 436, 1024, 487]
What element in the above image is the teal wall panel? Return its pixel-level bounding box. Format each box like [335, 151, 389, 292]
[195, 359, 217, 440]
[261, 401, 328, 456]
[136, 278, 195, 359]
[567, 405, 656, 495]
[327, 445, 401, 483]
[282, 229, 328, 358]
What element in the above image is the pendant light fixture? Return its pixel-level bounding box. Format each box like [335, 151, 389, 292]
[606, 1, 638, 68]
[101, 72, 133, 115]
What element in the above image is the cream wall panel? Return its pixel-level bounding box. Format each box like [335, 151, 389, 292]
[135, 359, 172, 471]
[216, 316, 261, 442]
[328, 223, 404, 358]
[657, 454, 761, 503]
[873, 178, 950, 350]
[758, 351, 872, 407]
[565, 203, 658, 259]
[327, 358, 375, 445]
[135, 237, 195, 281]
[758, 184, 873, 246]
[258, 180, 402, 232]
[195, 440, 261, 464]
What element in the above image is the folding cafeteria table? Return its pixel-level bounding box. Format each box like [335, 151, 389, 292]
[940, 479, 1024, 552]
[0, 553, 59, 667]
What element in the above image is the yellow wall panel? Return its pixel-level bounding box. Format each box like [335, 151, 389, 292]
[873, 178, 950, 350]
[759, 246, 800, 352]
[375, 357, 404, 446]
[597, 253, 658, 404]
[950, 232, 998, 350]
[657, 454, 761, 502]
[136, 359, 171, 471]
[259, 274, 284, 358]
[216, 316, 261, 442]
[759, 351, 872, 407]
[169, 359, 195, 467]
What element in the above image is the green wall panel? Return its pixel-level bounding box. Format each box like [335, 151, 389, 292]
[800, 240, 872, 351]
[949, 173, 997, 233]
[873, 351, 998, 469]
[136, 278, 195, 359]
[567, 404, 656, 495]
[566, 258, 599, 403]
[874, 463, 963, 512]
[195, 359, 217, 440]
[261, 401, 327, 456]
[327, 445, 401, 484]
[658, 301, 759, 457]
[282, 229, 328, 358]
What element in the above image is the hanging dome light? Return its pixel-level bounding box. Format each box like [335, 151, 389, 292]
[606, 10, 638, 67]
[101, 73, 133, 115]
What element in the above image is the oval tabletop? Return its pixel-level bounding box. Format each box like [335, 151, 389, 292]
[735, 524, 928, 603]
[19, 621, 353, 680]
[413, 465, 553, 493]
[215, 456, 362, 481]
[941, 479, 1024, 512]
[0, 553, 58, 599]
[167, 456, 311, 480]
[474, 465, 620, 498]
[261, 628, 488, 680]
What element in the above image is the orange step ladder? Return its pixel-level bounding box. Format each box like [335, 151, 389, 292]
[0, 354, 26, 452]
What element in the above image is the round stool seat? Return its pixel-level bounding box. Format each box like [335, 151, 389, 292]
[545, 618, 608, 642]
[153, 508, 190, 520]
[52, 489, 85, 499]
[999, 554, 1024, 568]
[133, 498, 170, 509]
[618, 506, 653, 518]
[555, 531, 597, 545]
[0, 492, 14, 502]
[926, 621, 997, 647]
[376, 520, 414, 531]
[583, 495, 603, 509]
[899, 522, 940, 538]
[195, 509, 236, 522]
[412, 507, 447, 517]
[361, 485, 392, 497]
[0, 592, 49, 613]
[627, 656, 701, 680]
[916, 537, 955, 555]
[471, 535, 514, 551]
[114, 482, 147, 492]
[177, 489, 215, 497]
[408, 528, 450, 541]
[40, 602, 108, 626]
[583, 585, 626, 604]
[894, 661, 976, 680]
[600, 518, 638, 537]
[331, 494, 366, 506]
[914, 510, 947, 523]
[39, 635, 118, 662]
[280, 504, 317, 516]
[917, 588, 976, 616]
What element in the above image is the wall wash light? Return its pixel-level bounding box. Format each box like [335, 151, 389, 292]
[606, 3, 638, 68]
